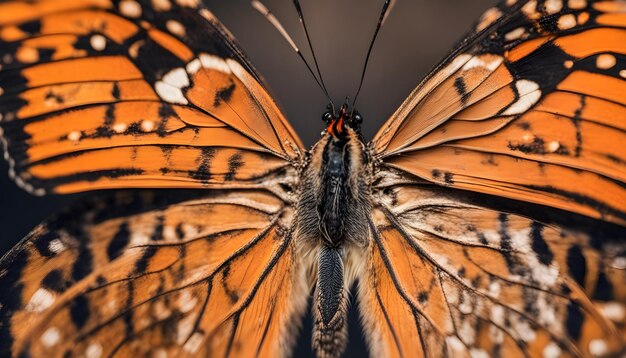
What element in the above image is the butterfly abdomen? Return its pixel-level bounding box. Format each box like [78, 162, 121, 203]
[295, 127, 372, 358]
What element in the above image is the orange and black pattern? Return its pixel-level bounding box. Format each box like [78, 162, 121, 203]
[0, 190, 307, 357]
[0, 0, 302, 195]
[0, 0, 625, 357]
[374, 0, 626, 226]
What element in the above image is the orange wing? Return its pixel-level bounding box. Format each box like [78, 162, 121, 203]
[0, 0, 303, 195]
[0, 189, 308, 357]
[373, 0, 626, 226]
[360, 182, 626, 357]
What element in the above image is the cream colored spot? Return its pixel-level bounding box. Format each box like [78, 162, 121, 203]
[599, 302, 625, 322]
[469, 348, 489, 358]
[0, 87, 4, 96]
[90, 34, 107, 51]
[596, 54, 616, 70]
[176, 0, 200, 7]
[477, 7, 502, 31]
[198, 53, 231, 74]
[178, 291, 198, 313]
[446, 336, 465, 353]
[16, 47, 39, 63]
[153, 349, 168, 358]
[612, 256, 626, 269]
[113, 122, 128, 133]
[68, 131, 82, 141]
[155, 81, 188, 104]
[547, 141, 560, 153]
[505, 27, 526, 41]
[523, 133, 533, 142]
[119, 0, 142, 18]
[503, 80, 541, 115]
[152, 0, 172, 11]
[162, 67, 190, 88]
[564, 60, 574, 69]
[543, 342, 562, 358]
[141, 120, 155, 132]
[462, 55, 503, 71]
[544, 0, 563, 14]
[186, 58, 202, 74]
[26, 288, 55, 312]
[183, 332, 204, 353]
[558, 14, 577, 30]
[48, 239, 66, 254]
[620, 70, 626, 79]
[129, 40, 145, 59]
[86, 343, 103, 358]
[163, 226, 176, 241]
[522, 1, 540, 19]
[166, 20, 186, 37]
[568, 0, 587, 9]
[589, 339, 608, 356]
[176, 314, 195, 344]
[41, 327, 61, 347]
[506, 0, 518, 5]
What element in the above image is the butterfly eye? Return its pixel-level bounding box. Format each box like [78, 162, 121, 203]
[322, 111, 334, 124]
[352, 112, 363, 125]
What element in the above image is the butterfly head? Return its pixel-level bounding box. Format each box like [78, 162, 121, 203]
[322, 101, 363, 138]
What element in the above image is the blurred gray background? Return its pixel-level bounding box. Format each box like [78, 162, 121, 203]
[0, 0, 495, 356]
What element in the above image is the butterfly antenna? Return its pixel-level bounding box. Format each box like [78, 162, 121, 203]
[292, 0, 335, 114]
[251, 0, 335, 112]
[351, 0, 394, 111]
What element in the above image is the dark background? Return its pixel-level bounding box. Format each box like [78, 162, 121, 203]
[0, 0, 495, 356]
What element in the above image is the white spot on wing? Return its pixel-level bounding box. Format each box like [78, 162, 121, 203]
[113, 122, 128, 133]
[462, 55, 503, 71]
[599, 302, 625, 322]
[26, 288, 55, 312]
[162, 68, 190, 89]
[558, 14, 577, 30]
[596, 54, 616, 70]
[199, 54, 231, 74]
[544, 0, 563, 14]
[86, 343, 103, 358]
[178, 291, 198, 313]
[68, 131, 82, 141]
[41, 327, 61, 347]
[547, 141, 560, 153]
[503, 80, 541, 115]
[589, 339, 608, 356]
[166, 20, 186, 37]
[505, 27, 526, 41]
[186, 59, 202, 74]
[155, 81, 188, 105]
[183, 332, 204, 353]
[119, 0, 142, 18]
[141, 120, 155, 132]
[48, 239, 66, 254]
[543, 342, 562, 358]
[90, 35, 107, 51]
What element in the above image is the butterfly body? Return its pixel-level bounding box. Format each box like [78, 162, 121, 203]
[295, 122, 371, 357]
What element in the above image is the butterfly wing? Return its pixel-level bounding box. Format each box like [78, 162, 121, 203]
[361, 183, 625, 357]
[0, 0, 303, 195]
[360, 0, 626, 356]
[0, 189, 307, 357]
[373, 0, 626, 226]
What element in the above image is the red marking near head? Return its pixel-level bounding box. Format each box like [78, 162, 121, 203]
[327, 106, 347, 137]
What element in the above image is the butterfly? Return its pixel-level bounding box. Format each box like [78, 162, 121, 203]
[0, 0, 625, 357]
